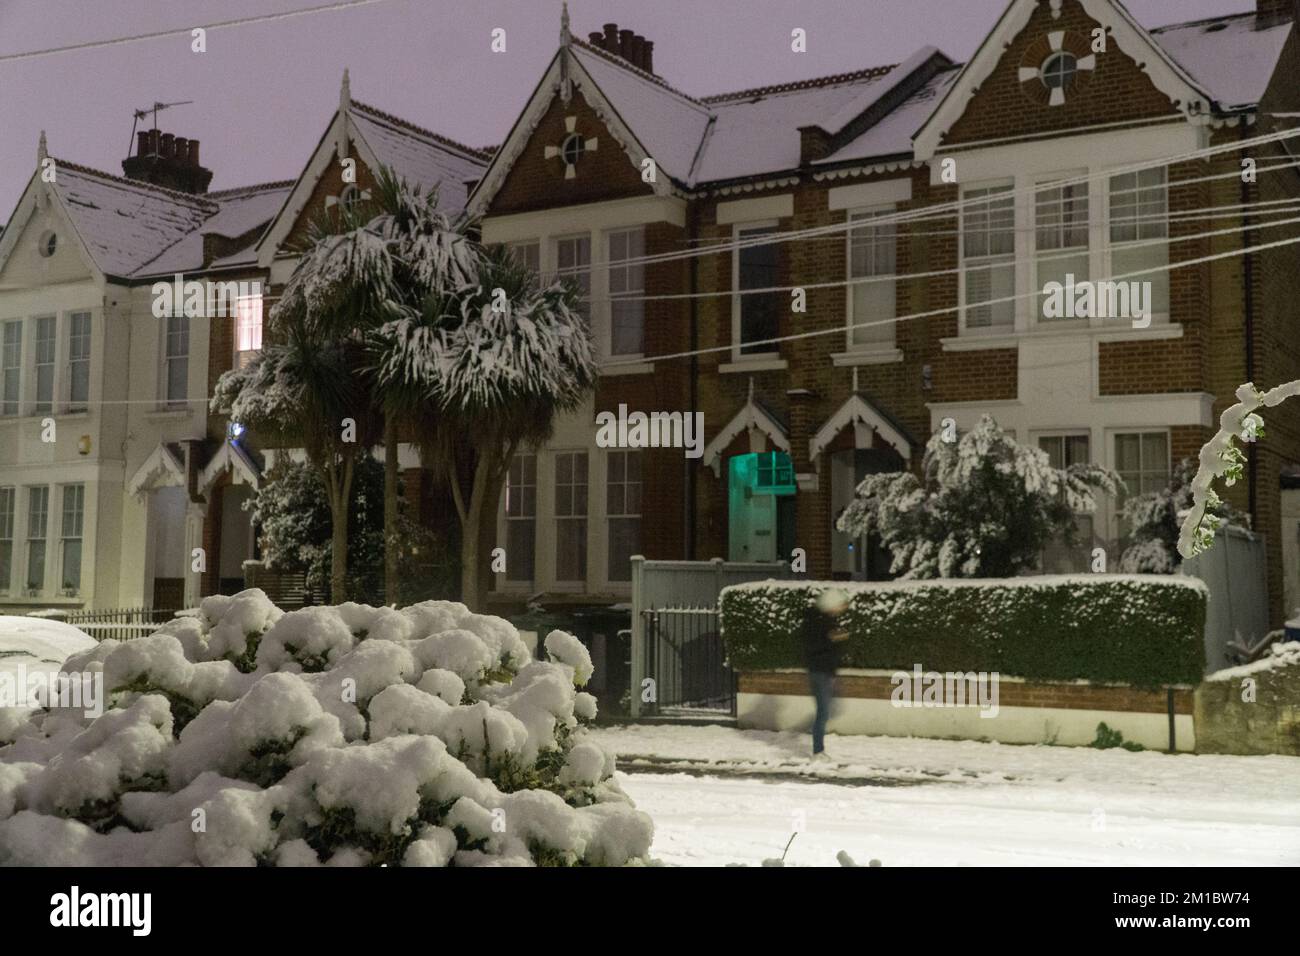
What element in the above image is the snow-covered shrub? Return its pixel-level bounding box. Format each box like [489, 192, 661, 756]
[837, 415, 1121, 578]
[0, 590, 651, 866]
[1118, 459, 1248, 573]
[720, 576, 1208, 686]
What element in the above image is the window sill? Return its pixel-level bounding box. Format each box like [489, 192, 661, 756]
[719, 357, 788, 374]
[599, 361, 655, 377]
[0, 595, 85, 607]
[831, 348, 903, 367]
[942, 321, 1181, 351]
[144, 407, 194, 421]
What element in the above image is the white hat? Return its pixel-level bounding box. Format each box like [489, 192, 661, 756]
[817, 588, 849, 614]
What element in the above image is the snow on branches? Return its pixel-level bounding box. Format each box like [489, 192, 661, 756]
[836, 414, 1121, 579]
[0, 591, 652, 867]
[1178, 380, 1300, 558]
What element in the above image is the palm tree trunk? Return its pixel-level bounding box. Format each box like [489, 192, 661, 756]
[384, 411, 400, 606]
[460, 457, 489, 610]
[328, 456, 355, 604]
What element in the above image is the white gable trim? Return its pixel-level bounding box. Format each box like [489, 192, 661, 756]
[702, 394, 790, 477]
[914, 0, 1212, 161]
[256, 109, 354, 268]
[199, 441, 262, 497]
[128, 444, 186, 500]
[0, 175, 108, 286]
[810, 394, 912, 463]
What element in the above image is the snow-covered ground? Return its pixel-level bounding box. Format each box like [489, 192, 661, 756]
[593, 725, 1300, 867]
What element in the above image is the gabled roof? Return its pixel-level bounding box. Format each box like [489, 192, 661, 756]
[256, 81, 491, 265]
[0, 157, 293, 282]
[1150, 11, 1294, 112]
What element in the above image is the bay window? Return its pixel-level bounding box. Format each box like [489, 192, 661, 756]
[607, 227, 645, 356]
[26, 486, 48, 594]
[554, 451, 588, 583]
[962, 185, 1015, 330]
[67, 312, 91, 409]
[1109, 168, 1169, 317]
[555, 235, 592, 322]
[1, 321, 19, 416]
[33, 316, 55, 413]
[60, 484, 84, 595]
[1035, 181, 1089, 321]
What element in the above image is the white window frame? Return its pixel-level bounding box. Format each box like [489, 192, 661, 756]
[605, 226, 646, 360]
[731, 220, 782, 362]
[959, 182, 1016, 335]
[161, 313, 190, 409]
[1, 319, 21, 417]
[59, 483, 84, 597]
[552, 449, 589, 588]
[605, 449, 641, 584]
[1109, 427, 1171, 542]
[845, 204, 898, 353]
[553, 233, 593, 325]
[1033, 174, 1091, 328]
[506, 239, 541, 277]
[25, 485, 49, 596]
[32, 315, 56, 415]
[502, 451, 538, 587]
[66, 311, 91, 411]
[0, 486, 14, 595]
[1106, 167, 1170, 323]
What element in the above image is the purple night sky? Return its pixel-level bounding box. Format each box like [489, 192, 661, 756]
[0, 0, 1256, 218]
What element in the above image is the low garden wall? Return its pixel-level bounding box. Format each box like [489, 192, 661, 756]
[1195, 644, 1300, 755]
[720, 576, 1208, 751]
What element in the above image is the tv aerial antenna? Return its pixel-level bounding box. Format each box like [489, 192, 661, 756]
[128, 100, 194, 155]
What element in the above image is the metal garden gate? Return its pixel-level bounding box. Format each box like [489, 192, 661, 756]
[640, 607, 735, 715]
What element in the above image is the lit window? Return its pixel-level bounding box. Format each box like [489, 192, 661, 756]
[235, 295, 263, 368]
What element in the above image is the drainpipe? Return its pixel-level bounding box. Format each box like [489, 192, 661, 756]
[1240, 122, 1258, 522]
[686, 209, 699, 560]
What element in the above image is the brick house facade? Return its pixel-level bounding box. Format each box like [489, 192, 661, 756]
[469, 0, 1300, 625]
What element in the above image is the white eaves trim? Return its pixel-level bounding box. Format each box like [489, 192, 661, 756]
[701, 395, 791, 476]
[0, 172, 108, 286]
[127, 444, 186, 500]
[810, 393, 913, 463]
[913, 0, 1214, 161]
[199, 441, 261, 497]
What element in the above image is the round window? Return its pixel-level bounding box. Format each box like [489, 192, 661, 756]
[339, 184, 360, 209]
[37, 230, 57, 258]
[1041, 51, 1078, 91]
[561, 132, 586, 167]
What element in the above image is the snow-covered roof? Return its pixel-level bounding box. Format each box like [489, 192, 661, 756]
[350, 102, 492, 215]
[817, 67, 960, 166]
[1150, 12, 1294, 111]
[47, 162, 292, 280]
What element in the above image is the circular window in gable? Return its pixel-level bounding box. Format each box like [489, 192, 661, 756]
[37, 230, 57, 258]
[561, 132, 586, 168]
[1041, 51, 1077, 91]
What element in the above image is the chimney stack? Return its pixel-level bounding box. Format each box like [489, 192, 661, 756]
[1256, 0, 1296, 24]
[588, 22, 656, 74]
[122, 127, 214, 193]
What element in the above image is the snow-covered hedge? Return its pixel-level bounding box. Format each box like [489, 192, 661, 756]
[0, 590, 652, 866]
[720, 576, 1207, 687]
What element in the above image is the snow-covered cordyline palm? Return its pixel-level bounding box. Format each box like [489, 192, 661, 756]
[213, 310, 381, 605]
[280, 166, 477, 605]
[836, 414, 1122, 578]
[376, 244, 597, 608]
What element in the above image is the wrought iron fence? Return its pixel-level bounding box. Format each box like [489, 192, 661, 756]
[640, 607, 735, 716]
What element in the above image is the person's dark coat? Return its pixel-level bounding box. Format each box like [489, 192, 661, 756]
[800, 604, 843, 674]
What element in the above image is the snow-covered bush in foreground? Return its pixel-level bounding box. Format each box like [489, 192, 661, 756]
[0, 590, 651, 867]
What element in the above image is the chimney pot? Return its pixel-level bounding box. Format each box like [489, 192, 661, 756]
[188, 139, 200, 167]
[588, 31, 604, 48]
[628, 34, 645, 70]
[604, 22, 619, 49]
[147, 129, 160, 156]
[643, 39, 654, 74]
[136, 131, 151, 157]
[160, 133, 175, 158]
[618, 28, 634, 58]
[174, 137, 189, 164]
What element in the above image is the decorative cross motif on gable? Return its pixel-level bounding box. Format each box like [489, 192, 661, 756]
[1018, 30, 1096, 107]
[543, 116, 598, 179]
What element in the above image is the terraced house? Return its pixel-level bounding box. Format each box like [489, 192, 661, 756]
[471, 0, 1300, 624]
[0, 78, 488, 613]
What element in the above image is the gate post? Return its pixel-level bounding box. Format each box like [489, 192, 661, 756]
[630, 555, 645, 718]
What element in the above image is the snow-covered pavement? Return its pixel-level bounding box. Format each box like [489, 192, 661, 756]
[592, 725, 1300, 867]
